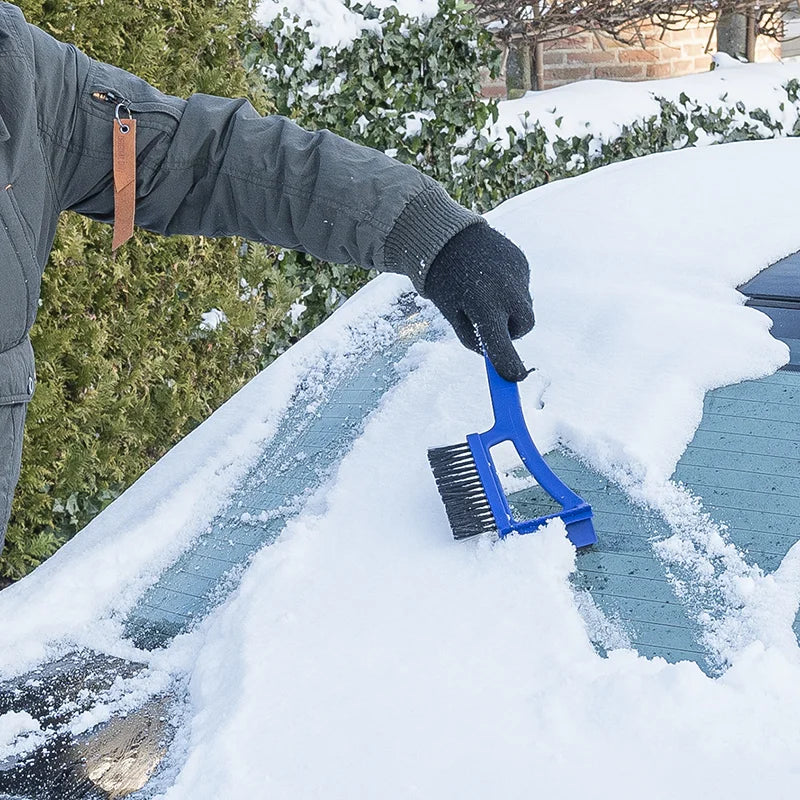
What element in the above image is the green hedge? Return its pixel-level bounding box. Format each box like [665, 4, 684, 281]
[2, 0, 290, 578]
[463, 88, 800, 208]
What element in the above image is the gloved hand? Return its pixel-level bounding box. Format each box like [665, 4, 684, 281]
[424, 222, 535, 381]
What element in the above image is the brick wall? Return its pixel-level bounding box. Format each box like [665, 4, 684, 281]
[481, 18, 782, 98]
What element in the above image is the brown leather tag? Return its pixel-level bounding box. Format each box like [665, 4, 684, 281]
[112, 118, 136, 251]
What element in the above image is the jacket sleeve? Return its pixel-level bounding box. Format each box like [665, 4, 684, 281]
[25, 16, 480, 292]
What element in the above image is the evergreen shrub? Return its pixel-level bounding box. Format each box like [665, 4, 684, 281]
[2, 0, 292, 578]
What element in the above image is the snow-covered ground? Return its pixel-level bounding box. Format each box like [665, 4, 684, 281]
[5, 88, 800, 797]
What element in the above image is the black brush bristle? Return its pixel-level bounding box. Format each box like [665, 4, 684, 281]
[427, 442, 498, 540]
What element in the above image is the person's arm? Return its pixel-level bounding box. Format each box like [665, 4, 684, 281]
[26, 18, 475, 291]
[22, 9, 534, 379]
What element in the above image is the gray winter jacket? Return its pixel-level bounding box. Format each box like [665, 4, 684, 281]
[0, 2, 479, 543]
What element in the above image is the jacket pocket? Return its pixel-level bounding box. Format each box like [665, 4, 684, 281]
[89, 87, 183, 123]
[0, 185, 39, 352]
[86, 60, 183, 128]
[0, 337, 36, 405]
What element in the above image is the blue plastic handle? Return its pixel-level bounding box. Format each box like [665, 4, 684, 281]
[467, 354, 596, 547]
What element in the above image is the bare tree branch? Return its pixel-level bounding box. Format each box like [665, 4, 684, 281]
[473, 2, 795, 48]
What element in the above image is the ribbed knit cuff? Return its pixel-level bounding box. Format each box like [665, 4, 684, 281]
[381, 183, 482, 294]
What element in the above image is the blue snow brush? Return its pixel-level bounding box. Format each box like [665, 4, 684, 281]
[427, 354, 597, 548]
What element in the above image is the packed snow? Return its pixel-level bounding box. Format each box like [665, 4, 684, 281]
[5, 73, 800, 796]
[0, 712, 42, 762]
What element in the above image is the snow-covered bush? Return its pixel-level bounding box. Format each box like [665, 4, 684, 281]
[243, 0, 501, 333]
[475, 84, 800, 205]
[249, 0, 498, 191]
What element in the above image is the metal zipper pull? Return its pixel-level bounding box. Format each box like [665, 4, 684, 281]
[91, 89, 130, 105]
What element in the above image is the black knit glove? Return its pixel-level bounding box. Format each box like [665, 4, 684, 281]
[424, 222, 535, 381]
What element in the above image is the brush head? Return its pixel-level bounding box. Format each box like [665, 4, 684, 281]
[427, 441, 499, 540]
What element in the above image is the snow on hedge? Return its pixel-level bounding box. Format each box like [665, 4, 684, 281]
[254, 0, 439, 56]
[489, 59, 800, 159]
